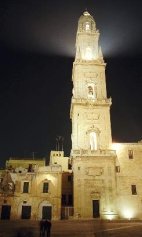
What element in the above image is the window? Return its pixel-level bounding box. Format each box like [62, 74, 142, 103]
[68, 195, 73, 205]
[87, 84, 96, 99]
[28, 164, 33, 172]
[68, 162, 72, 170]
[90, 131, 97, 150]
[62, 194, 66, 205]
[116, 166, 120, 173]
[23, 182, 29, 193]
[128, 150, 133, 159]
[85, 22, 90, 31]
[88, 86, 93, 96]
[43, 182, 49, 193]
[131, 185, 137, 195]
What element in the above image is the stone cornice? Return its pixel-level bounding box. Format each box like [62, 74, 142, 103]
[71, 149, 116, 157]
[71, 97, 112, 106]
[73, 59, 106, 66]
[70, 98, 112, 118]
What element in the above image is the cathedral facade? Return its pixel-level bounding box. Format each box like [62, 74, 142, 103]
[0, 11, 142, 220]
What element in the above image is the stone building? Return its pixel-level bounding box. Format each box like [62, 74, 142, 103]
[50, 151, 73, 219]
[70, 11, 142, 220]
[0, 11, 142, 221]
[0, 153, 72, 220]
[0, 158, 62, 220]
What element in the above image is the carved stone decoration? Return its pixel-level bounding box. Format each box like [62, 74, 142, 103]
[84, 72, 98, 78]
[15, 167, 27, 174]
[87, 125, 100, 133]
[85, 112, 100, 120]
[85, 179, 104, 187]
[0, 171, 15, 195]
[85, 167, 103, 176]
[84, 179, 104, 200]
[85, 80, 97, 86]
[90, 191, 101, 199]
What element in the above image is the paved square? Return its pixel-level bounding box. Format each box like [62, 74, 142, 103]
[0, 220, 142, 237]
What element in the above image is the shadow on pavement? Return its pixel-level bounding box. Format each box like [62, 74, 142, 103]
[16, 227, 34, 237]
[94, 220, 110, 237]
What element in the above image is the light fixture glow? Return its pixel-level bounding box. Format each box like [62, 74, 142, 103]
[105, 211, 115, 220]
[122, 209, 133, 220]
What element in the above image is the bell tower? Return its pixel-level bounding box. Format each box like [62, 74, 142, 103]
[70, 11, 117, 220]
[70, 11, 112, 153]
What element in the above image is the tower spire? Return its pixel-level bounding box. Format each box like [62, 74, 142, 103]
[75, 11, 100, 61]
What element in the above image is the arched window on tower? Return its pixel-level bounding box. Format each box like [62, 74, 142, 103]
[89, 131, 97, 150]
[88, 85, 93, 96]
[85, 22, 90, 31]
[85, 47, 92, 60]
[87, 84, 97, 99]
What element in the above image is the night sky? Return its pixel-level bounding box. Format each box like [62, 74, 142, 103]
[0, 0, 142, 167]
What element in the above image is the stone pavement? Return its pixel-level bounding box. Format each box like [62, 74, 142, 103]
[0, 219, 142, 237]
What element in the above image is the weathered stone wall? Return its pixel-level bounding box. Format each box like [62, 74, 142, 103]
[73, 155, 117, 219]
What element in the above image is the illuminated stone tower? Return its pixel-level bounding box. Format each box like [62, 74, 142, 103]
[71, 11, 117, 219]
[70, 11, 112, 153]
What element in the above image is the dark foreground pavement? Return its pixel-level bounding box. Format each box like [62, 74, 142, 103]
[0, 219, 142, 237]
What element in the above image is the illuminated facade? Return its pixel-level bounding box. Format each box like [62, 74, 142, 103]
[71, 11, 142, 220]
[0, 157, 64, 220]
[112, 142, 142, 219]
[0, 153, 72, 220]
